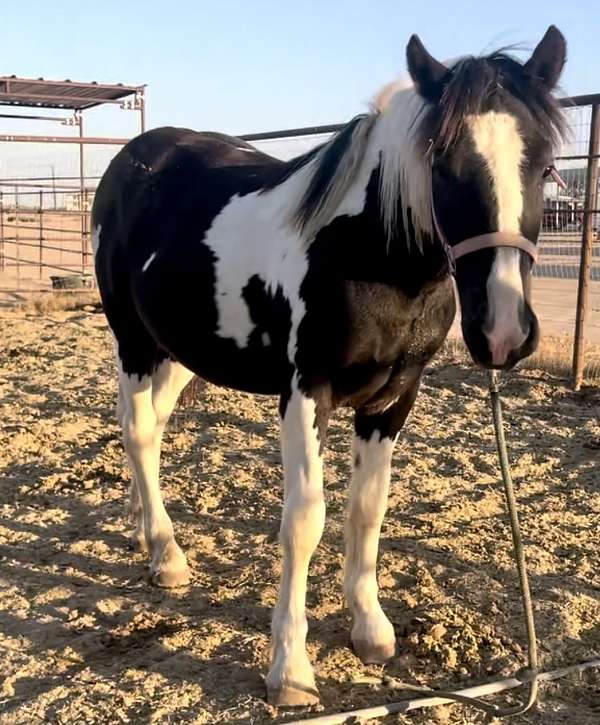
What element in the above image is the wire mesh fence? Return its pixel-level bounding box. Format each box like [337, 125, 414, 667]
[1, 96, 598, 385]
[536, 100, 600, 385]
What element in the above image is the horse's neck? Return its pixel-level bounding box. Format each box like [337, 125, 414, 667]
[347, 162, 449, 291]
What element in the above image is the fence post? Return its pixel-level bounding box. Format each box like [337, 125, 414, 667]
[572, 104, 600, 390]
[0, 191, 4, 273]
[78, 110, 86, 275]
[83, 187, 89, 273]
[39, 189, 43, 279]
[15, 186, 20, 290]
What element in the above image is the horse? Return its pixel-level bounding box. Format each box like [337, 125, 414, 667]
[92, 27, 566, 706]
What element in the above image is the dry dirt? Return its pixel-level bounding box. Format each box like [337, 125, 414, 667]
[1, 307, 599, 724]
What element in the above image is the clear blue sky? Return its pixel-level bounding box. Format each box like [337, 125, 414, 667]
[3, 0, 598, 136]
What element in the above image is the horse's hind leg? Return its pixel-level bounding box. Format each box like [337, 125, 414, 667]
[117, 381, 147, 553]
[119, 357, 194, 587]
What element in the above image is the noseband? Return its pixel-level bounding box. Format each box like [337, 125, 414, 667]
[451, 232, 538, 264]
[430, 191, 538, 273]
[425, 154, 569, 271]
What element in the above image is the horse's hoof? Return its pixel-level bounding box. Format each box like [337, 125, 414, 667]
[129, 532, 148, 554]
[150, 565, 191, 588]
[267, 685, 320, 707]
[352, 639, 396, 664]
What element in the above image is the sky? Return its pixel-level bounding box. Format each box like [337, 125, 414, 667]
[1, 0, 598, 179]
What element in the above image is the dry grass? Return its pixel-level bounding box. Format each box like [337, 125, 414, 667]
[441, 334, 600, 386]
[179, 376, 208, 409]
[26, 290, 102, 315]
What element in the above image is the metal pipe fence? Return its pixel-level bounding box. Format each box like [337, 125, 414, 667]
[1, 93, 598, 385]
[0, 180, 96, 288]
[535, 97, 600, 387]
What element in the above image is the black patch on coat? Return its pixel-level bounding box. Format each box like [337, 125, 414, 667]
[354, 372, 423, 443]
[294, 168, 454, 411]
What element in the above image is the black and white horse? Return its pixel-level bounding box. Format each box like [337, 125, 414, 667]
[93, 28, 566, 706]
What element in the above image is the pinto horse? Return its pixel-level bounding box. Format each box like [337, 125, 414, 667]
[93, 28, 566, 706]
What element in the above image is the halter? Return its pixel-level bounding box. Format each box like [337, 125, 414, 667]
[426, 144, 543, 272]
[430, 192, 539, 274]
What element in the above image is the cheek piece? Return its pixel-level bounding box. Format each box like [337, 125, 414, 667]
[430, 187, 538, 273]
[431, 164, 568, 271]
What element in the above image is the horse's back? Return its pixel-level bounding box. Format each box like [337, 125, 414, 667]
[92, 125, 285, 301]
[92, 127, 293, 391]
[92, 126, 279, 235]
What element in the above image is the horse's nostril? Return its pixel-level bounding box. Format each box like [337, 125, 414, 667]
[486, 327, 529, 366]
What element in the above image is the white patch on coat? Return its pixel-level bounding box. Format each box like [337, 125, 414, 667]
[344, 433, 396, 649]
[468, 112, 527, 364]
[202, 144, 379, 356]
[201, 172, 310, 353]
[142, 252, 157, 272]
[201, 85, 435, 355]
[91, 224, 102, 255]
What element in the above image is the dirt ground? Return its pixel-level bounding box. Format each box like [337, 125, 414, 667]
[1, 306, 599, 724]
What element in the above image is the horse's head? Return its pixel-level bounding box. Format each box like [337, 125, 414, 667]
[407, 27, 566, 369]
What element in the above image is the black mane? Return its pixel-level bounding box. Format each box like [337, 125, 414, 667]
[421, 51, 566, 153]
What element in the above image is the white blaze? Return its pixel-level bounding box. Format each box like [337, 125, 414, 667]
[468, 112, 527, 364]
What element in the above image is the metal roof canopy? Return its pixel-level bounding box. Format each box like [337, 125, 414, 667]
[0, 75, 145, 110]
[0, 74, 146, 277]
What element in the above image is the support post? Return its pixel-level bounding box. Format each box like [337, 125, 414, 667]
[83, 187, 90, 273]
[15, 187, 20, 290]
[0, 191, 4, 273]
[77, 111, 86, 275]
[572, 104, 600, 390]
[51, 165, 57, 210]
[39, 189, 43, 279]
[139, 92, 146, 134]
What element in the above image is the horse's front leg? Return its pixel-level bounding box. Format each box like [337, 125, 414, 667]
[266, 379, 330, 707]
[344, 381, 421, 663]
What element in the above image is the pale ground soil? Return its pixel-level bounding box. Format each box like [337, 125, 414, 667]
[1, 307, 599, 724]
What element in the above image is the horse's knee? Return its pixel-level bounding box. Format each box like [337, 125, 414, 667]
[280, 490, 325, 555]
[122, 411, 157, 454]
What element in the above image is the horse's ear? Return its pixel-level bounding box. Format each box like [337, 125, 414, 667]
[524, 25, 566, 89]
[406, 35, 448, 103]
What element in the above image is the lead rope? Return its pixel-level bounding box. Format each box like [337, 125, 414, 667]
[365, 370, 540, 719]
[414, 373, 541, 719]
[486, 369, 539, 717]
[287, 372, 542, 723]
[427, 177, 539, 716]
